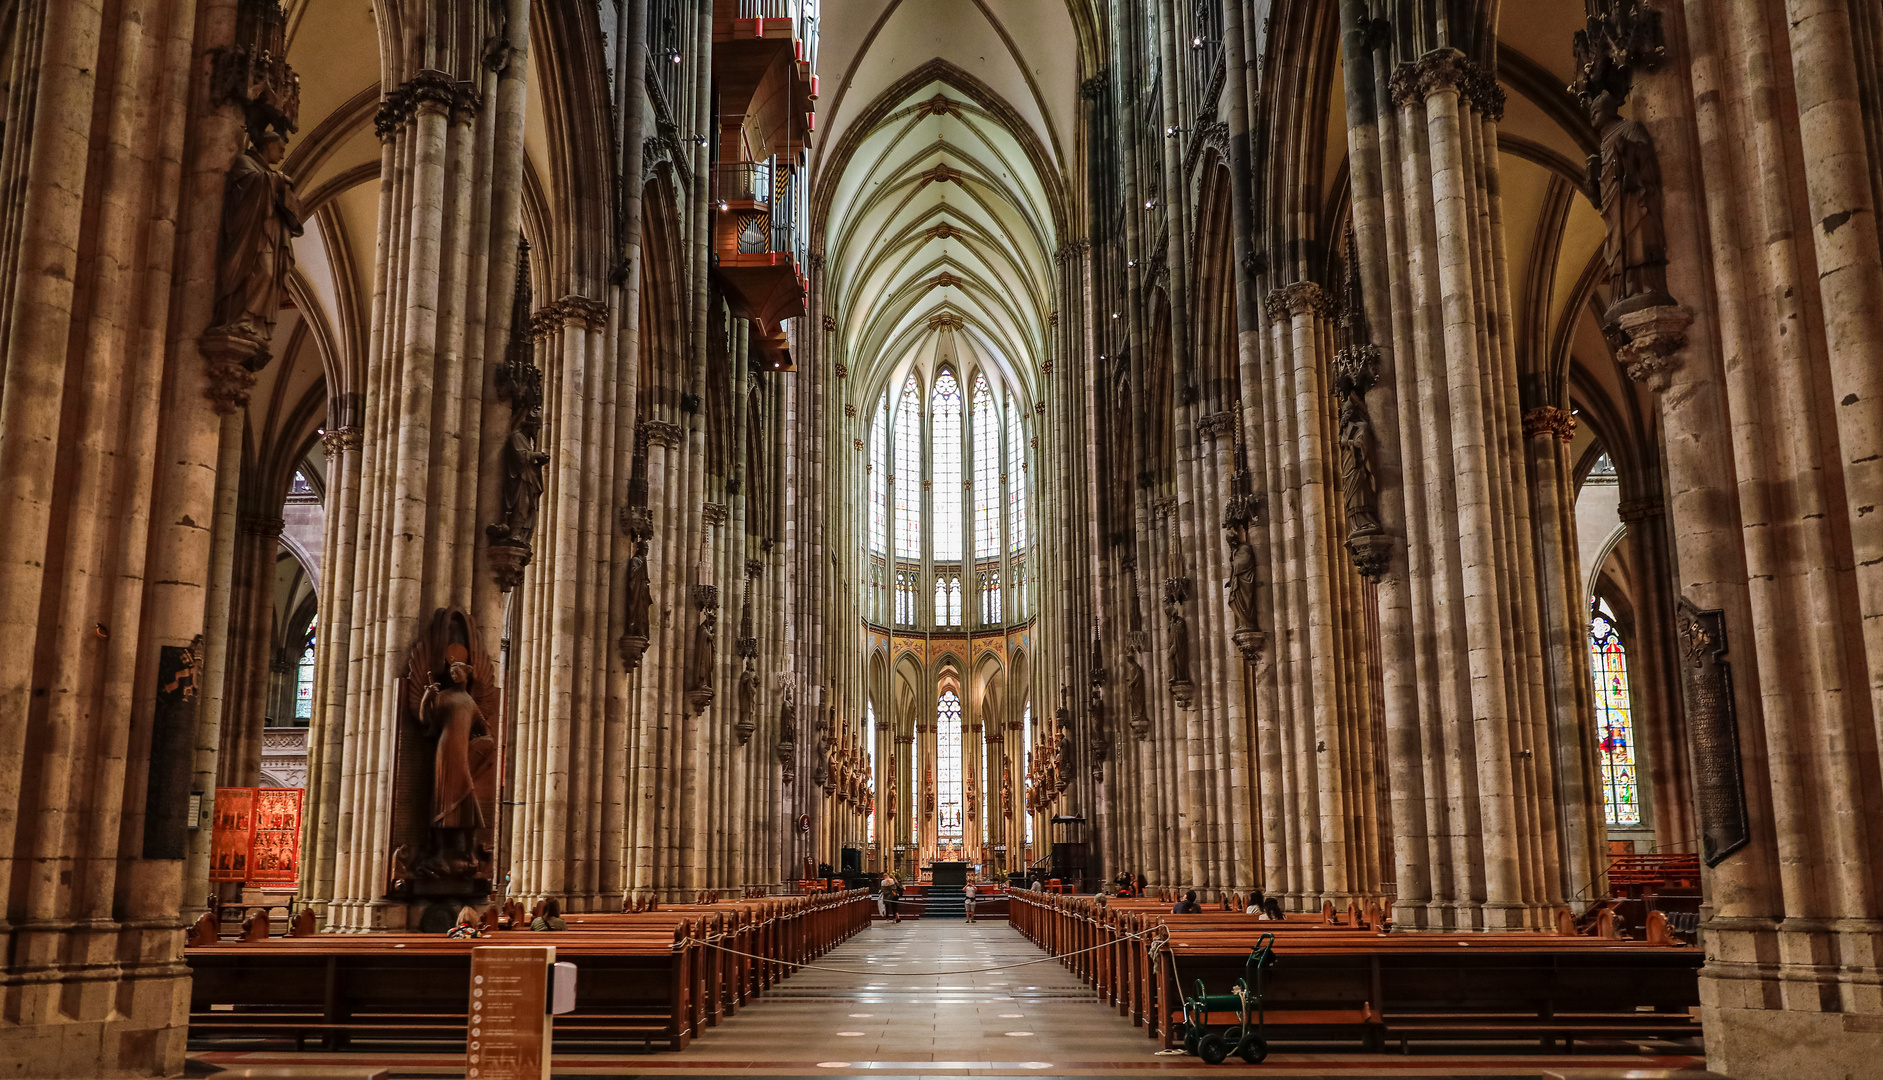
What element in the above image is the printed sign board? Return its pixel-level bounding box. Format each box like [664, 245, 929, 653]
[468, 945, 553, 1080]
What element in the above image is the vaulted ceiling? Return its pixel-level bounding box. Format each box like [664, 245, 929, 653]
[812, 0, 1093, 408]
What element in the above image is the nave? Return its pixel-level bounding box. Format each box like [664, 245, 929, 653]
[187, 918, 1710, 1079]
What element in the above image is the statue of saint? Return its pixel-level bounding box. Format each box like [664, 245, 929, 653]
[778, 684, 798, 746]
[1166, 600, 1192, 683]
[1124, 653, 1149, 728]
[1589, 91, 1673, 318]
[403, 608, 500, 880]
[493, 403, 551, 546]
[689, 608, 717, 691]
[1225, 520, 1260, 629]
[211, 128, 304, 356]
[739, 662, 758, 715]
[1337, 395, 1380, 534]
[624, 539, 652, 638]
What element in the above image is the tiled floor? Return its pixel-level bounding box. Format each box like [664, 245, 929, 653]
[191, 919, 1710, 1078]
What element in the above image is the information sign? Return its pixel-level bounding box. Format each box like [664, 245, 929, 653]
[467, 945, 553, 1080]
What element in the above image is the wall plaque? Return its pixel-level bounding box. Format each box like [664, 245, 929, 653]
[469, 945, 554, 1080]
[144, 638, 203, 858]
[1676, 597, 1750, 866]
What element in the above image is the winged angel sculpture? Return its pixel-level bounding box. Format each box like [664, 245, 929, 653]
[398, 608, 500, 884]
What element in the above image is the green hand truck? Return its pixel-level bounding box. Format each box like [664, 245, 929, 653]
[1178, 932, 1276, 1065]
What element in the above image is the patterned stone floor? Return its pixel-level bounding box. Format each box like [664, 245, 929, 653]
[189, 919, 1710, 1078]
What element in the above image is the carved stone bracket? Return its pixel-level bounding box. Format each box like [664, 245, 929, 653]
[1169, 677, 1196, 711]
[200, 328, 267, 414]
[1345, 530, 1393, 583]
[487, 543, 530, 593]
[1232, 628, 1270, 672]
[618, 633, 650, 673]
[1676, 596, 1750, 867]
[1612, 304, 1691, 391]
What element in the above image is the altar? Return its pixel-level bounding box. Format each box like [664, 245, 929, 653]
[927, 861, 967, 887]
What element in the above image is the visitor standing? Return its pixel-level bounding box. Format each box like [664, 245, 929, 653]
[964, 880, 978, 923]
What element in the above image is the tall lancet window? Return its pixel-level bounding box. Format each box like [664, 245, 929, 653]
[934, 576, 962, 628]
[293, 617, 317, 723]
[894, 376, 921, 559]
[938, 689, 963, 844]
[931, 372, 963, 563]
[972, 374, 999, 558]
[1590, 598, 1641, 827]
[868, 393, 887, 553]
[895, 568, 915, 626]
[1007, 391, 1027, 553]
[980, 566, 1001, 624]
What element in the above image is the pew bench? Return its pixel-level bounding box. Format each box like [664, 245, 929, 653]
[187, 930, 695, 1052]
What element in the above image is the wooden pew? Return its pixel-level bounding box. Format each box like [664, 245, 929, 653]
[187, 927, 696, 1052]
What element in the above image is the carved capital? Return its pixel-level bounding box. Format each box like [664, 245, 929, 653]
[834, 362, 848, 379]
[702, 502, 729, 527]
[1152, 495, 1179, 520]
[1281, 280, 1329, 318]
[1521, 405, 1577, 442]
[638, 420, 684, 450]
[320, 426, 362, 457]
[242, 515, 285, 538]
[745, 558, 765, 579]
[1617, 496, 1664, 525]
[1612, 304, 1692, 392]
[1414, 48, 1470, 100]
[1196, 411, 1237, 444]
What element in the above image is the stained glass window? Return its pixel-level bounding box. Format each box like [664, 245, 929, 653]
[931, 372, 963, 562]
[938, 690, 963, 843]
[293, 617, 317, 721]
[980, 566, 1001, 625]
[1007, 392, 1027, 555]
[868, 393, 887, 554]
[894, 377, 921, 558]
[932, 575, 960, 627]
[934, 576, 948, 627]
[973, 374, 999, 558]
[1590, 598, 1641, 827]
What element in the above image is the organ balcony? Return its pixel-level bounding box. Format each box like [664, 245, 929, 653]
[713, 159, 807, 370]
[713, 0, 818, 164]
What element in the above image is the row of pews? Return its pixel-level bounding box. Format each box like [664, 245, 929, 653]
[1010, 891, 1704, 1053]
[186, 889, 872, 1052]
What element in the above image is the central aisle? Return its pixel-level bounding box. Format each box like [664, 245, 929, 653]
[676, 919, 1149, 1070]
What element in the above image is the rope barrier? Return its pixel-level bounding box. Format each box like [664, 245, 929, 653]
[679, 923, 1161, 978]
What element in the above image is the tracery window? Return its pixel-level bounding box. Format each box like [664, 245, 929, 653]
[868, 393, 887, 553]
[865, 366, 1029, 632]
[293, 617, 317, 722]
[933, 575, 961, 627]
[931, 372, 963, 562]
[1590, 598, 1641, 827]
[895, 568, 916, 626]
[894, 376, 921, 559]
[938, 690, 963, 843]
[973, 375, 999, 558]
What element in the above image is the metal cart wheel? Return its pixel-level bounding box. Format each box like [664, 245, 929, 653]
[1183, 1025, 1201, 1056]
[1197, 1033, 1229, 1065]
[1237, 1034, 1268, 1064]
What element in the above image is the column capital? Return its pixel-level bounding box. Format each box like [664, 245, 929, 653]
[1521, 405, 1577, 443]
[320, 426, 362, 457]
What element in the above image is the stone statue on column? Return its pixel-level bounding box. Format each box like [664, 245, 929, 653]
[1336, 396, 1380, 533]
[1123, 652, 1151, 740]
[736, 661, 759, 745]
[204, 129, 303, 385]
[688, 609, 717, 696]
[1589, 91, 1673, 320]
[620, 535, 653, 671]
[492, 402, 550, 546]
[1164, 575, 1195, 709]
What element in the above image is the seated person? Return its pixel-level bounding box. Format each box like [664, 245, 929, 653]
[446, 905, 483, 938]
[529, 898, 568, 931]
[1244, 888, 1268, 915]
[1259, 897, 1284, 921]
[1172, 889, 1203, 915]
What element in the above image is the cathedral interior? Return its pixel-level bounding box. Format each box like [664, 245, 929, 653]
[1, 0, 1880, 1077]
